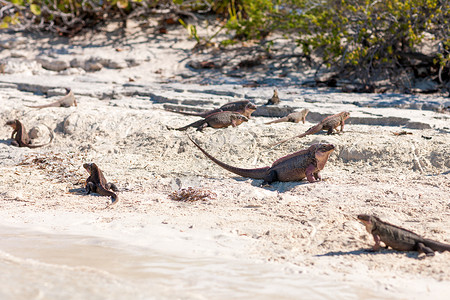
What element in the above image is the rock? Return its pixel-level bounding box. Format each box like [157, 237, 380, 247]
[405, 121, 432, 130]
[36, 57, 70, 71]
[103, 59, 128, 69]
[252, 106, 295, 117]
[47, 88, 69, 97]
[70, 58, 83, 68]
[84, 60, 103, 72]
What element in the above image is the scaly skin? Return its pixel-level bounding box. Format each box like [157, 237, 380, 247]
[358, 214, 450, 256]
[272, 111, 350, 147]
[189, 135, 335, 185]
[6, 119, 54, 148]
[173, 111, 248, 131]
[166, 100, 257, 118]
[25, 88, 77, 109]
[83, 163, 119, 206]
[266, 89, 280, 105]
[265, 109, 310, 125]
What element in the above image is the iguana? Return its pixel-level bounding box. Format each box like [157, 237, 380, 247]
[165, 100, 257, 118]
[272, 111, 350, 147]
[171, 111, 248, 131]
[25, 88, 77, 109]
[357, 214, 450, 256]
[83, 163, 119, 206]
[5, 119, 54, 148]
[265, 109, 310, 125]
[189, 135, 335, 185]
[266, 89, 280, 105]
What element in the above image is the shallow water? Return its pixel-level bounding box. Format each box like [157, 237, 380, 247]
[0, 225, 389, 300]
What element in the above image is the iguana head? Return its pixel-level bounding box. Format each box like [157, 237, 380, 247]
[245, 102, 257, 111]
[231, 113, 249, 123]
[312, 143, 335, 170]
[5, 119, 19, 129]
[357, 214, 378, 233]
[341, 111, 350, 120]
[83, 163, 98, 174]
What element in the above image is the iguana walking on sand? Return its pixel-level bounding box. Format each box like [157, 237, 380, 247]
[171, 111, 248, 131]
[6, 119, 54, 148]
[357, 214, 450, 256]
[189, 135, 335, 185]
[25, 88, 77, 109]
[266, 89, 280, 105]
[166, 100, 257, 118]
[272, 111, 350, 147]
[265, 109, 310, 125]
[83, 163, 119, 206]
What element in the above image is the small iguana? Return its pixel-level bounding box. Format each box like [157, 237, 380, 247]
[189, 135, 335, 185]
[166, 100, 257, 118]
[6, 119, 54, 148]
[25, 88, 77, 109]
[265, 109, 310, 125]
[266, 89, 280, 105]
[83, 163, 119, 206]
[357, 214, 450, 256]
[272, 111, 350, 147]
[171, 111, 248, 131]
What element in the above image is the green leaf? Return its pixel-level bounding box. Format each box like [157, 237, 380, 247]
[117, 0, 128, 9]
[30, 4, 41, 16]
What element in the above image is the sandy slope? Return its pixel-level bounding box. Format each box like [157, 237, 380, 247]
[0, 21, 449, 299]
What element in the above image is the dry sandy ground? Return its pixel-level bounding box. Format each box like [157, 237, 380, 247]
[0, 21, 449, 299]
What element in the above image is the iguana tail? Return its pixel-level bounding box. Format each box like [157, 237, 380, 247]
[27, 125, 54, 148]
[188, 135, 269, 180]
[173, 119, 207, 131]
[423, 239, 450, 252]
[97, 185, 119, 206]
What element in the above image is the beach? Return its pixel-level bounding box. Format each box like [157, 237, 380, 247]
[0, 21, 449, 299]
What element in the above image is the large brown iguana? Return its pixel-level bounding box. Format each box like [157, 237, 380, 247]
[25, 88, 77, 109]
[165, 100, 257, 118]
[272, 111, 350, 147]
[189, 135, 335, 185]
[6, 119, 54, 148]
[265, 109, 310, 125]
[170, 111, 248, 131]
[83, 163, 119, 206]
[358, 214, 450, 256]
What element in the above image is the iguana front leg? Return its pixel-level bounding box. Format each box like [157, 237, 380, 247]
[372, 233, 382, 251]
[340, 120, 345, 132]
[305, 165, 316, 183]
[86, 182, 96, 194]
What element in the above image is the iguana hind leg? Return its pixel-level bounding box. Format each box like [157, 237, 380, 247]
[262, 170, 278, 186]
[314, 171, 322, 181]
[106, 182, 119, 192]
[417, 242, 435, 256]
